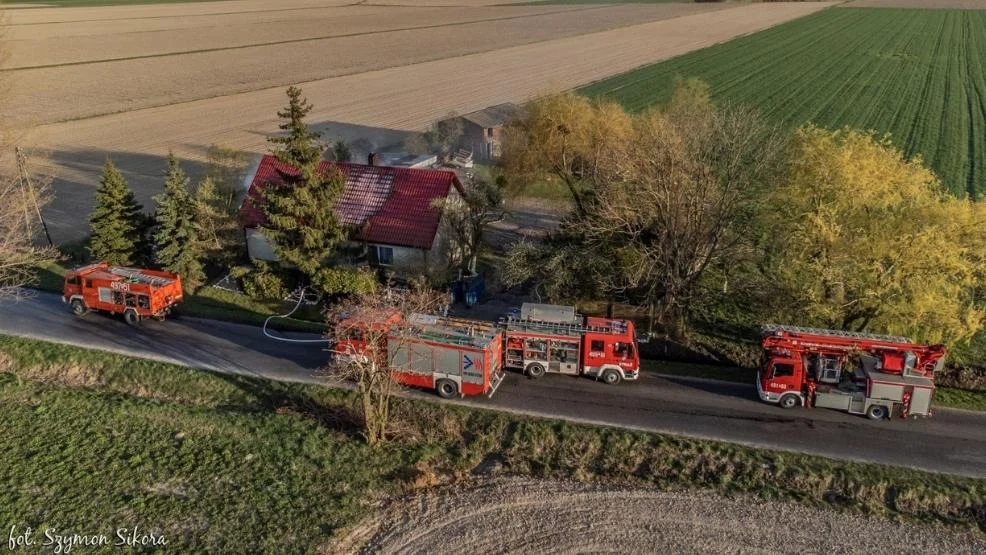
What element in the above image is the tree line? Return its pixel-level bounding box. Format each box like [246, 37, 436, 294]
[87, 148, 246, 292]
[500, 79, 986, 351]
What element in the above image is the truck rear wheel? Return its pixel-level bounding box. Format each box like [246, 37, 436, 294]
[70, 299, 87, 316]
[435, 379, 458, 399]
[866, 404, 888, 420]
[779, 394, 800, 409]
[526, 363, 546, 379]
[602, 369, 622, 385]
[124, 310, 141, 326]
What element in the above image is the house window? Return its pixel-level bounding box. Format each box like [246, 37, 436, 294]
[487, 127, 494, 138]
[376, 246, 394, 266]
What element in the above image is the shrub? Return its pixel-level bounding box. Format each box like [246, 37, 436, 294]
[241, 262, 288, 300]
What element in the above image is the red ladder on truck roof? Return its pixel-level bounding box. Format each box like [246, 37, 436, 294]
[762, 324, 911, 343]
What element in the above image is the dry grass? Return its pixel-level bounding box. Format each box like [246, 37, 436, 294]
[16, 2, 834, 242]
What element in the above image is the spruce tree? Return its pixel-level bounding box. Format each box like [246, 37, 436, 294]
[195, 175, 242, 267]
[88, 159, 143, 265]
[262, 87, 349, 292]
[153, 153, 205, 290]
[268, 86, 324, 168]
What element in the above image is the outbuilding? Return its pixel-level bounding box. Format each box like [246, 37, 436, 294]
[455, 103, 519, 162]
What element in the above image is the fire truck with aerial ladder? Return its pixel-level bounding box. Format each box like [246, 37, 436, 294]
[333, 303, 640, 398]
[757, 325, 947, 420]
[62, 263, 184, 325]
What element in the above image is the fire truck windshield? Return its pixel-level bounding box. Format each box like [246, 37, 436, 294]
[614, 342, 633, 358]
[770, 363, 795, 379]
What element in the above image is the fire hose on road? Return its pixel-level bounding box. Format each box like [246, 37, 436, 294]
[262, 287, 333, 345]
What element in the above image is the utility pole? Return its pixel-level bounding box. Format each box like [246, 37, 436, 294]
[15, 147, 53, 247]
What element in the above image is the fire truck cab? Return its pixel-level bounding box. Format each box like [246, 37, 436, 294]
[758, 325, 946, 420]
[62, 263, 183, 325]
[501, 303, 640, 385]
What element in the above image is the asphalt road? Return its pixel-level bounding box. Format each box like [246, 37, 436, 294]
[3, 291, 986, 478]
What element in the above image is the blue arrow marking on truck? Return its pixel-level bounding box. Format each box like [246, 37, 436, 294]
[463, 355, 474, 370]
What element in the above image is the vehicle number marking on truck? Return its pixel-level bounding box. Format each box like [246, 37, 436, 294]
[110, 282, 131, 292]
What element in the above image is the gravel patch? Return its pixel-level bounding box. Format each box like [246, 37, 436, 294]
[340, 478, 986, 554]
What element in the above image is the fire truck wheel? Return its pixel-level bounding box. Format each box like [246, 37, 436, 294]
[70, 299, 87, 316]
[435, 379, 458, 399]
[779, 394, 800, 409]
[866, 404, 888, 420]
[526, 363, 546, 379]
[124, 310, 141, 326]
[602, 369, 621, 385]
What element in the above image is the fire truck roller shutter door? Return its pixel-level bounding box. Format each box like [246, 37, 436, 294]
[410, 344, 433, 375]
[434, 346, 461, 379]
[432, 345, 464, 395]
[389, 339, 410, 371]
[461, 352, 484, 386]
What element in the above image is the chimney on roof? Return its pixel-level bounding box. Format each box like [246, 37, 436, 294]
[367, 152, 377, 167]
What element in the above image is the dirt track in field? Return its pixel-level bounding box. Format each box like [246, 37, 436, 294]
[845, 0, 986, 8]
[7, 1, 833, 241]
[337, 478, 986, 554]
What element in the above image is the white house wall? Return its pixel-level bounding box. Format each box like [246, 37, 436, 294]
[245, 228, 278, 262]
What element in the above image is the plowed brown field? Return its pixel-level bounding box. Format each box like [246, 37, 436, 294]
[6, 1, 833, 240]
[339, 479, 986, 554]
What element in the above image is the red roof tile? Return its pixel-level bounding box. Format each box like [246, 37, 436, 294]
[239, 155, 462, 250]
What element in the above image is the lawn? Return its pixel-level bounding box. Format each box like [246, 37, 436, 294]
[1, 334, 984, 550]
[580, 7, 986, 198]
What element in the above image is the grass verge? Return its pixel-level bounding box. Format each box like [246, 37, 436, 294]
[36, 262, 325, 334]
[0, 334, 984, 552]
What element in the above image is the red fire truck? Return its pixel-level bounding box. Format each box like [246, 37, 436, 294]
[757, 325, 947, 420]
[332, 303, 639, 398]
[333, 312, 507, 399]
[62, 263, 184, 325]
[501, 303, 640, 385]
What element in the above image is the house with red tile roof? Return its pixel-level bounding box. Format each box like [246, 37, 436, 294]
[238, 154, 464, 278]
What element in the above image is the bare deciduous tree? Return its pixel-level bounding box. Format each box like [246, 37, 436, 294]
[588, 99, 786, 336]
[502, 81, 786, 338]
[433, 178, 504, 275]
[326, 278, 444, 446]
[0, 148, 59, 298]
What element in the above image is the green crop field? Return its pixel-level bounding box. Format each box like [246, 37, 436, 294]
[580, 7, 986, 198]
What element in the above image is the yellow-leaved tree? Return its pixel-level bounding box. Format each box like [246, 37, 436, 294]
[764, 126, 986, 345]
